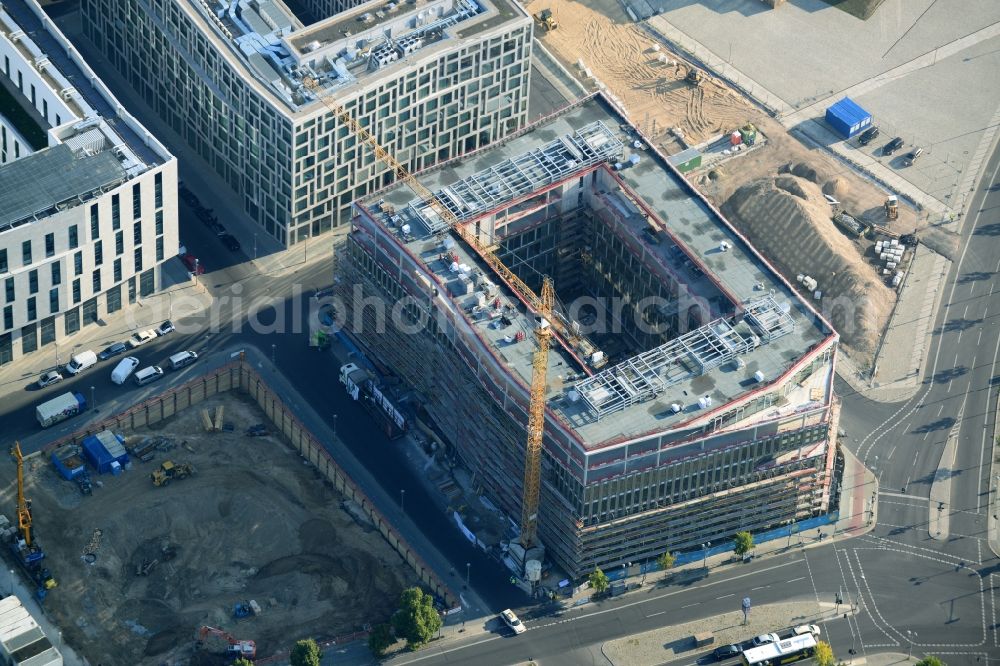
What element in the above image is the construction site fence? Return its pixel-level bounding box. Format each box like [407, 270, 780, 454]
[39, 357, 459, 613]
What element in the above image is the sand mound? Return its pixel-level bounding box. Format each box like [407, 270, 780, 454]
[823, 177, 850, 199]
[723, 176, 892, 353]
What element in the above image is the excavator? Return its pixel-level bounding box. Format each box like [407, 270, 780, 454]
[10, 442, 57, 597]
[196, 625, 256, 658]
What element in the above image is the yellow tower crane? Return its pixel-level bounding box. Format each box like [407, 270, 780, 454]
[520, 278, 554, 549]
[301, 77, 557, 551]
[13, 442, 32, 546]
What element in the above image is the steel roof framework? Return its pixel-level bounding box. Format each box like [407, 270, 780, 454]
[412, 120, 623, 234]
[575, 297, 791, 419]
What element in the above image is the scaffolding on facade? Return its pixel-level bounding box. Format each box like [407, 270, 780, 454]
[412, 121, 623, 234]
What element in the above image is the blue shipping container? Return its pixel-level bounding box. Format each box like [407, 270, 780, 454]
[825, 97, 872, 139]
[81, 430, 129, 474]
[50, 449, 86, 480]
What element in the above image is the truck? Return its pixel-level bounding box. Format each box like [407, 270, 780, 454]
[338, 363, 407, 440]
[36, 391, 87, 428]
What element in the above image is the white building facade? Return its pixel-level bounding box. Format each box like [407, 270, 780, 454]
[0, 0, 178, 366]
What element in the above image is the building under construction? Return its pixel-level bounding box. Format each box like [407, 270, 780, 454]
[335, 94, 840, 579]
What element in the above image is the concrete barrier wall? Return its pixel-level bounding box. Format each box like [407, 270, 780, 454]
[41, 356, 458, 611]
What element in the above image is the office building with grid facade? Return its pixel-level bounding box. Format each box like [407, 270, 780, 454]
[336, 96, 841, 578]
[80, 0, 533, 247]
[0, 0, 178, 366]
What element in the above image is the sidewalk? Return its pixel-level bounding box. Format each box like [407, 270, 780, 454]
[348, 444, 878, 666]
[0, 276, 213, 399]
[836, 244, 951, 404]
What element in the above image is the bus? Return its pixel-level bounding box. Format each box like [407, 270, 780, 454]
[741, 633, 817, 666]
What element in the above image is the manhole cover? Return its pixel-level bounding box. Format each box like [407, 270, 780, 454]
[83, 553, 97, 564]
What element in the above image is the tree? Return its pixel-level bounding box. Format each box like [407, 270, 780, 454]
[588, 567, 610, 595]
[813, 640, 835, 666]
[368, 622, 394, 658]
[392, 587, 442, 650]
[656, 551, 676, 573]
[231, 660, 254, 666]
[734, 531, 754, 558]
[290, 638, 322, 666]
[916, 658, 946, 666]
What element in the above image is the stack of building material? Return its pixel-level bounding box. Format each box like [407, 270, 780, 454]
[0, 595, 63, 665]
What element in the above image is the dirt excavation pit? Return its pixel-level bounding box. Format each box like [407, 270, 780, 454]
[27, 392, 418, 665]
[526, 0, 753, 149]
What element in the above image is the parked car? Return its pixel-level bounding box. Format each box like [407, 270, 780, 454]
[134, 365, 164, 386]
[882, 137, 904, 155]
[902, 147, 923, 166]
[858, 126, 880, 146]
[111, 357, 140, 385]
[220, 234, 241, 252]
[37, 370, 63, 388]
[713, 644, 741, 661]
[751, 633, 780, 648]
[500, 609, 525, 635]
[127, 329, 157, 349]
[793, 624, 821, 637]
[181, 253, 205, 275]
[155, 320, 175, 336]
[98, 342, 128, 361]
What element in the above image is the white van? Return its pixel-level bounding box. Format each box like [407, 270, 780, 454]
[111, 357, 140, 385]
[65, 350, 98, 375]
[168, 350, 199, 370]
[134, 366, 164, 386]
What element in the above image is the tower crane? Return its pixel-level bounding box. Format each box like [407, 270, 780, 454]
[301, 78, 560, 555]
[520, 278, 554, 550]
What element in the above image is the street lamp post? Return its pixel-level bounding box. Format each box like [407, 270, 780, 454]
[465, 562, 470, 588]
[333, 414, 338, 435]
[253, 233, 258, 260]
[8, 569, 13, 595]
[90, 386, 96, 413]
[906, 630, 916, 658]
[271, 344, 276, 363]
[400, 489, 405, 513]
[701, 542, 711, 569]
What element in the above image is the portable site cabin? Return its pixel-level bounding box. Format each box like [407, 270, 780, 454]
[825, 97, 872, 139]
[81, 429, 129, 475]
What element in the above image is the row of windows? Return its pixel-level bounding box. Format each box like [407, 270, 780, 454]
[1, 55, 64, 130]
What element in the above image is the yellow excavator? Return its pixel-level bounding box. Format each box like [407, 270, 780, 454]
[534, 9, 558, 31]
[10, 442, 57, 596]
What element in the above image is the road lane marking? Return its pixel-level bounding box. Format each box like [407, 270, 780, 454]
[785, 577, 806, 583]
[682, 602, 700, 608]
[937, 404, 944, 416]
[887, 445, 897, 460]
[751, 586, 768, 591]
[647, 611, 665, 617]
[715, 594, 734, 599]
[879, 490, 927, 501]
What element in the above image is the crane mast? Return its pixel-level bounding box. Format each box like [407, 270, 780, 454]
[13, 442, 31, 546]
[520, 278, 554, 549]
[301, 77, 557, 555]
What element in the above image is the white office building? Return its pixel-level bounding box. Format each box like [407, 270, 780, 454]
[0, 0, 178, 366]
[80, 0, 533, 247]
